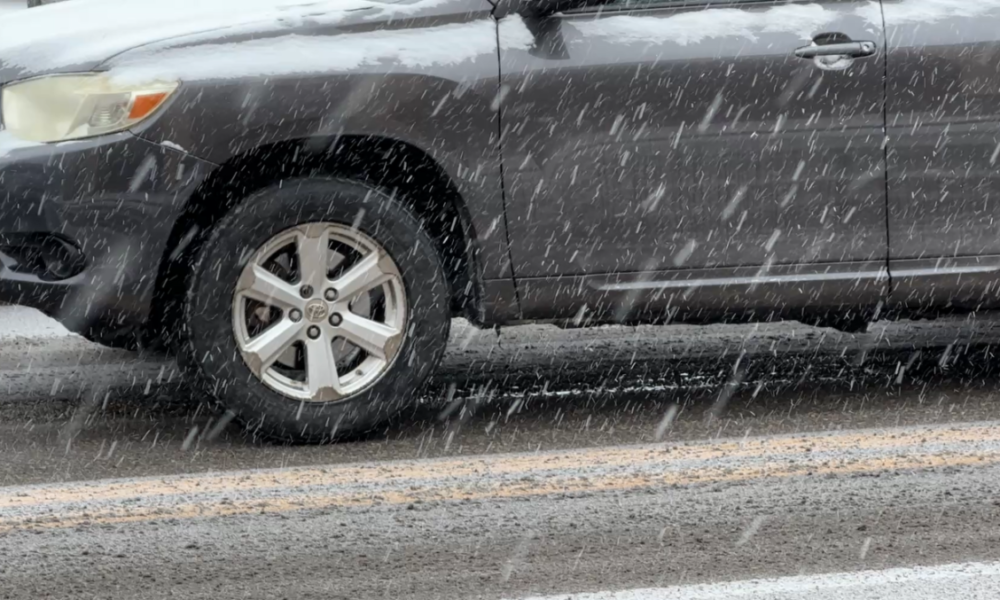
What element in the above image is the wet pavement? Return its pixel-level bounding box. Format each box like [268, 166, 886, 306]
[2, 307, 1000, 598]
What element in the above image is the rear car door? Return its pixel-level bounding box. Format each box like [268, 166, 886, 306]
[498, 0, 889, 322]
[883, 2, 1000, 310]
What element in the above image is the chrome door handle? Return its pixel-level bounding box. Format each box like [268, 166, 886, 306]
[794, 41, 877, 59]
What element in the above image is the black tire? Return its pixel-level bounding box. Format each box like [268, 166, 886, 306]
[182, 178, 451, 443]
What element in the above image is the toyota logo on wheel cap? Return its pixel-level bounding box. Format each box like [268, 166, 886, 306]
[304, 300, 328, 323]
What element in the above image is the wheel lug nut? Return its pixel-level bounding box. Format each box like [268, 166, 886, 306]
[299, 285, 314, 298]
[288, 309, 302, 322]
[307, 325, 321, 339]
[324, 288, 338, 301]
[328, 313, 343, 327]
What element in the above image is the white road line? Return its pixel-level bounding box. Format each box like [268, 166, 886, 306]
[515, 562, 1000, 600]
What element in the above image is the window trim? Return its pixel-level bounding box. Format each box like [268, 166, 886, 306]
[563, 0, 814, 17]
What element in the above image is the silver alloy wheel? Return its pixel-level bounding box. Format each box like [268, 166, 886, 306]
[232, 223, 407, 403]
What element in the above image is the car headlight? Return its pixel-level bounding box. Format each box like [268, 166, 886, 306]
[1, 74, 178, 143]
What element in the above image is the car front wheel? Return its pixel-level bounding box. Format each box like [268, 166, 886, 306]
[182, 178, 451, 443]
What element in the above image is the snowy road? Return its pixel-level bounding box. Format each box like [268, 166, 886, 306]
[4, 307, 1000, 597]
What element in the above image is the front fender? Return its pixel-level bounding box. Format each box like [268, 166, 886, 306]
[118, 3, 517, 281]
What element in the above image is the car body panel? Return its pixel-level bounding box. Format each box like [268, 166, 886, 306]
[515, 260, 888, 325]
[0, 0, 452, 82]
[1, 0, 523, 346]
[0, 134, 213, 347]
[497, 0, 888, 320]
[111, 0, 516, 286]
[889, 256, 1000, 312]
[883, 0, 1000, 310]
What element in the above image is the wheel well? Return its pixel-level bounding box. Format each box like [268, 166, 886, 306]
[146, 136, 483, 351]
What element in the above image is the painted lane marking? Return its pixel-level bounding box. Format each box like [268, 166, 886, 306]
[3, 420, 1000, 510]
[509, 561, 1000, 600]
[2, 422, 1000, 532]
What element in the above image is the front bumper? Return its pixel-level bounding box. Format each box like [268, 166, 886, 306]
[0, 131, 213, 348]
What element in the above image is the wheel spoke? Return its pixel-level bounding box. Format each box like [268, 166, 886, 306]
[238, 264, 302, 310]
[243, 319, 301, 372]
[296, 226, 330, 292]
[332, 251, 395, 302]
[337, 311, 400, 361]
[305, 335, 342, 398]
[233, 222, 407, 403]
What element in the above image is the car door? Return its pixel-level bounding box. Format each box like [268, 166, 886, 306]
[883, 1, 1000, 310]
[498, 0, 889, 323]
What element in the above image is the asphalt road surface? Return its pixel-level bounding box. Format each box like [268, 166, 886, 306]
[4, 306, 1000, 598]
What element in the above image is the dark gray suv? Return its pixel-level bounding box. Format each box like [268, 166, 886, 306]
[0, 0, 995, 442]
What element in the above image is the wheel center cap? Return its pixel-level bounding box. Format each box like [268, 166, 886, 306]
[304, 300, 328, 323]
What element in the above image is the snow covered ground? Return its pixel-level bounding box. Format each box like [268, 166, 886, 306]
[0, 0, 24, 17]
[0, 305, 72, 339]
